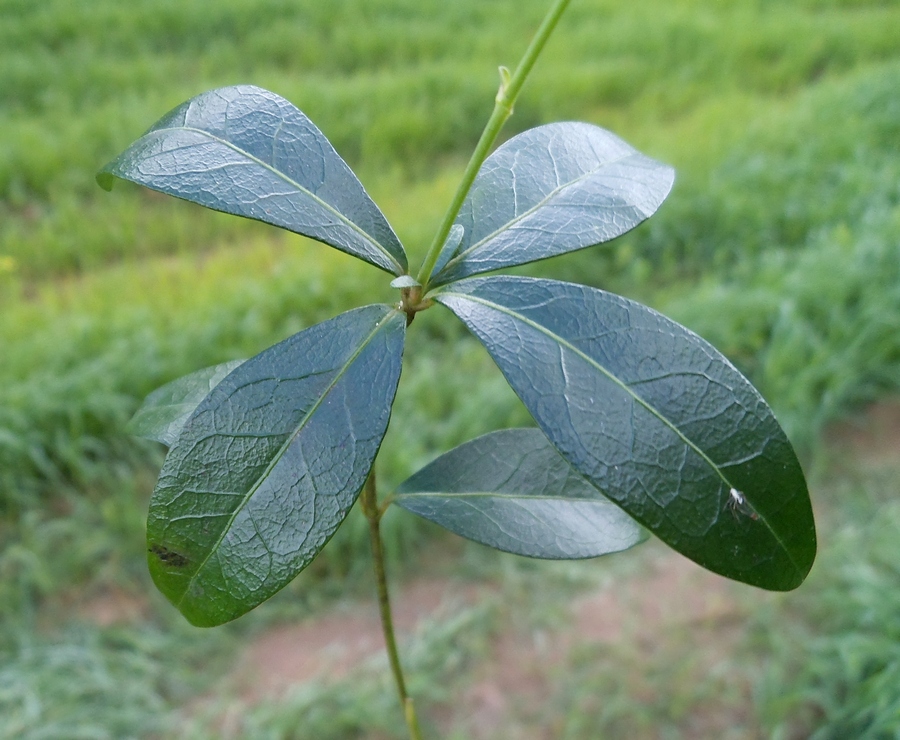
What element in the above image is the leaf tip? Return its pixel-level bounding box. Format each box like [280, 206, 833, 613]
[96, 169, 116, 192]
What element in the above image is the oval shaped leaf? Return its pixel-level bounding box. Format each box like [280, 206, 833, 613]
[127, 360, 245, 447]
[394, 428, 646, 559]
[435, 276, 815, 590]
[431, 122, 674, 285]
[147, 305, 405, 626]
[98, 85, 407, 275]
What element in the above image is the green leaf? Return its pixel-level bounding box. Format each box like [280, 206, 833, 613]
[394, 428, 646, 559]
[98, 85, 407, 275]
[390, 275, 421, 289]
[126, 360, 245, 447]
[431, 223, 465, 278]
[431, 122, 674, 285]
[146, 305, 405, 626]
[435, 276, 816, 590]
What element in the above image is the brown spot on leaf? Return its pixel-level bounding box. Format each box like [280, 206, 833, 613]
[149, 543, 189, 568]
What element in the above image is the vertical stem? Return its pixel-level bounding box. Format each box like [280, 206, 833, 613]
[363, 4, 575, 735]
[416, 0, 573, 288]
[361, 472, 424, 740]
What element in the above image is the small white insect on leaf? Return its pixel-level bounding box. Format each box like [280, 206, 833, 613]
[727, 487, 759, 521]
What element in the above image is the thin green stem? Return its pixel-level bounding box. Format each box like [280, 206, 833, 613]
[415, 0, 572, 288]
[366, 5, 574, 732]
[361, 472, 424, 740]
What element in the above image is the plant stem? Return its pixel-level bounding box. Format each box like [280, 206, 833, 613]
[361, 472, 424, 740]
[416, 0, 573, 288]
[369, 3, 574, 730]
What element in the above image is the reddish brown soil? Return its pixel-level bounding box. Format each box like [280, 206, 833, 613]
[74, 587, 149, 628]
[229, 577, 487, 702]
[440, 550, 756, 739]
[824, 397, 900, 465]
[207, 546, 756, 738]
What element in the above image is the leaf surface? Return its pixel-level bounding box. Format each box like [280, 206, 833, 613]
[394, 428, 645, 559]
[431, 223, 465, 277]
[127, 360, 245, 447]
[98, 85, 406, 275]
[431, 122, 674, 285]
[147, 305, 405, 626]
[435, 276, 815, 590]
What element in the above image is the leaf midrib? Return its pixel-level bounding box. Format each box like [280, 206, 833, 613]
[396, 491, 617, 503]
[175, 308, 401, 606]
[438, 289, 801, 575]
[141, 125, 405, 275]
[439, 151, 635, 275]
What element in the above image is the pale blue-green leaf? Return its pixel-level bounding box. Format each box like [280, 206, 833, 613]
[147, 305, 405, 626]
[390, 275, 421, 289]
[98, 85, 406, 275]
[395, 428, 646, 559]
[127, 360, 245, 447]
[431, 123, 674, 285]
[435, 276, 815, 590]
[430, 223, 465, 279]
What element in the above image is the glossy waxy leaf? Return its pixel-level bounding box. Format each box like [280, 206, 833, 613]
[98, 85, 407, 275]
[127, 360, 245, 447]
[394, 428, 646, 559]
[390, 275, 421, 289]
[431, 223, 465, 277]
[147, 305, 405, 626]
[435, 276, 815, 590]
[431, 122, 674, 285]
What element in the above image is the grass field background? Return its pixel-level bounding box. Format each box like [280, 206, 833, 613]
[1, 0, 900, 736]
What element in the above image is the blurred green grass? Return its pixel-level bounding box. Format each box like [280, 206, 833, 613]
[2, 0, 900, 735]
[2, 0, 899, 276]
[755, 462, 900, 739]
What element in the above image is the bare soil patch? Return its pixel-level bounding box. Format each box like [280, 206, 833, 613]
[229, 577, 488, 703]
[205, 542, 759, 737]
[824, 396, 900, 466]
[442, 546, 758, 739]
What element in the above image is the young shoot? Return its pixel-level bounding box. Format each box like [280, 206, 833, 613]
[100, 0, 816, 735]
